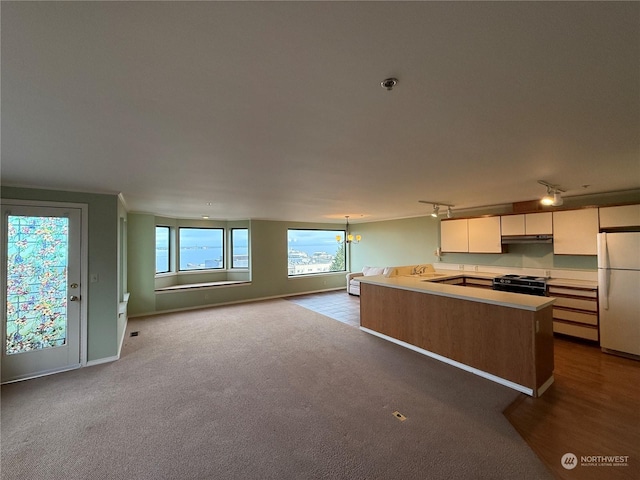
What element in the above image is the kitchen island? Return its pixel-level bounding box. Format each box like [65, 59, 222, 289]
[357, 274, 555, 397]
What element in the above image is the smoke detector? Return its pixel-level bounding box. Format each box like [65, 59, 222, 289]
[381, 77, 398, 91]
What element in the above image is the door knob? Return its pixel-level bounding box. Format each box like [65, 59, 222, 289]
[69, 295, 80, 301]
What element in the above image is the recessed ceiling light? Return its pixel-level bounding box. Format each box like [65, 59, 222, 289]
[202, 215, 209, 219]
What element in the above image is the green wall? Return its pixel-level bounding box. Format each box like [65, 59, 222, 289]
[127, 216, 347, 316]
[350, 216, 440, 272]
[1, 186, 120, 362]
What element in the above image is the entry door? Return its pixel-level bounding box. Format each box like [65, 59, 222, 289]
[2, 204, 82, 383]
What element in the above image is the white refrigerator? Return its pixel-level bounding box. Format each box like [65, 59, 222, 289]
[597, 232, 640, 357]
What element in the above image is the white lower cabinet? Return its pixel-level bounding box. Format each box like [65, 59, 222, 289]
[463, 277, 493, 289]
[549, 285, 599, 342]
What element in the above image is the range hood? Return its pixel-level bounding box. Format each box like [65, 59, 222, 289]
[501, 234, 553, 244]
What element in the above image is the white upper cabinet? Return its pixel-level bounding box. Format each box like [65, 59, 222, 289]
[441, 219, 469, 252]
[599, 204, 640, 229]
[553, 208, 599, 255]
[501, 212, 552, 236]
[468, 217, 502, 253]
[524, 212, 553, 235]
[501, 215, 525, 235]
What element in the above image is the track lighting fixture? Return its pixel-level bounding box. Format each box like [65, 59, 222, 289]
[538, 180, 565, 207]
[419, 200, 455, 218]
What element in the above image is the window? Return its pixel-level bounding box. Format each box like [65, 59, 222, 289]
[155, 226, 170, 274]
[231, 228, 249, 268]
[179, 227, 224, 271]
[288, 229, 346, 276]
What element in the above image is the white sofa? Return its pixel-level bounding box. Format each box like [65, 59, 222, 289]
[346, 264, 436, 296]
[346, 266, 389, 296]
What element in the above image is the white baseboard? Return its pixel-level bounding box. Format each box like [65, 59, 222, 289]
[129, 287, 345, 318]
[86, 355, 119, 367]
[1, 364, 81, 385]
[117, 316, 128, 358]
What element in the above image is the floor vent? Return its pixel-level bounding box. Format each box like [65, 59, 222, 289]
[392, 411, 407, 422]
[130, 331, 139, 337]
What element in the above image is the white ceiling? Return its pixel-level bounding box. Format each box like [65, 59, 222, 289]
[2, 1, 639, 223]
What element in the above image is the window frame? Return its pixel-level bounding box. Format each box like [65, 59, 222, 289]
[287, 228, 347, 277]
[230, 228, 249, 269]
[155, 225, 171, 274]
[178, 226, 225, 272]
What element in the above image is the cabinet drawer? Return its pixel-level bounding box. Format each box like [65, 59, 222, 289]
[553, 321, 599, 341]
[552, 296, 597, 312]
[553, 308, 598, 326]
[548, 286, 597, 299]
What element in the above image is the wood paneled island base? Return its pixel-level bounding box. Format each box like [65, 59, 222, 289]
[359, 282, 555, 397]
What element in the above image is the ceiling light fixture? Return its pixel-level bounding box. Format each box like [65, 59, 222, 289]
[538, 180, 565, 206]
[419, 201, 455, 218]
[336, 216, 361, 244]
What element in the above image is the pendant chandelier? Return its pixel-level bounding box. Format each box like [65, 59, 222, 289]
[336, 215, 361, 244]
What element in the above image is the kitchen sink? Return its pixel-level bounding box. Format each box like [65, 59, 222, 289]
[418, 273, 446, 278]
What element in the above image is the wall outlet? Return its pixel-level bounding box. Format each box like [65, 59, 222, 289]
[459, 264, 464, 271]
[474, 265, 479, 272]
[545, 270, 551, 278]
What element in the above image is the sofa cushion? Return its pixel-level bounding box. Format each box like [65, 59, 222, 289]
[362, 266, 385, 276]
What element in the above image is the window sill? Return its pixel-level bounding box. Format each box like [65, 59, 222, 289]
[155, 269, 249, 278]
[288, 271, 347, 279]
[155, 281, 251, 294]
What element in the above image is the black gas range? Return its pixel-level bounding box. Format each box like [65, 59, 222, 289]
[492, 274, 548, 296]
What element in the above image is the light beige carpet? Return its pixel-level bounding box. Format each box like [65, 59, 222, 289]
[1, 299, 552, 479]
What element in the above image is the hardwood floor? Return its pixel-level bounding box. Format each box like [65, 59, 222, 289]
[505, 336, 640, 480]
[288, 291, 640, 480]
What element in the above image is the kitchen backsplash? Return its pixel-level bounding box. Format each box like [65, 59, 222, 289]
[439, 243, 597, 272]
[436, 260, 597, 282]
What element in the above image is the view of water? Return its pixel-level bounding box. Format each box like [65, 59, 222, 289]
[156, 229, 344, 272]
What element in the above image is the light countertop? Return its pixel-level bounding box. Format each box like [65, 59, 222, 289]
[428, 269, 598, 289]
[546, 278, 598, 289]
[356, 274, 556, 312]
